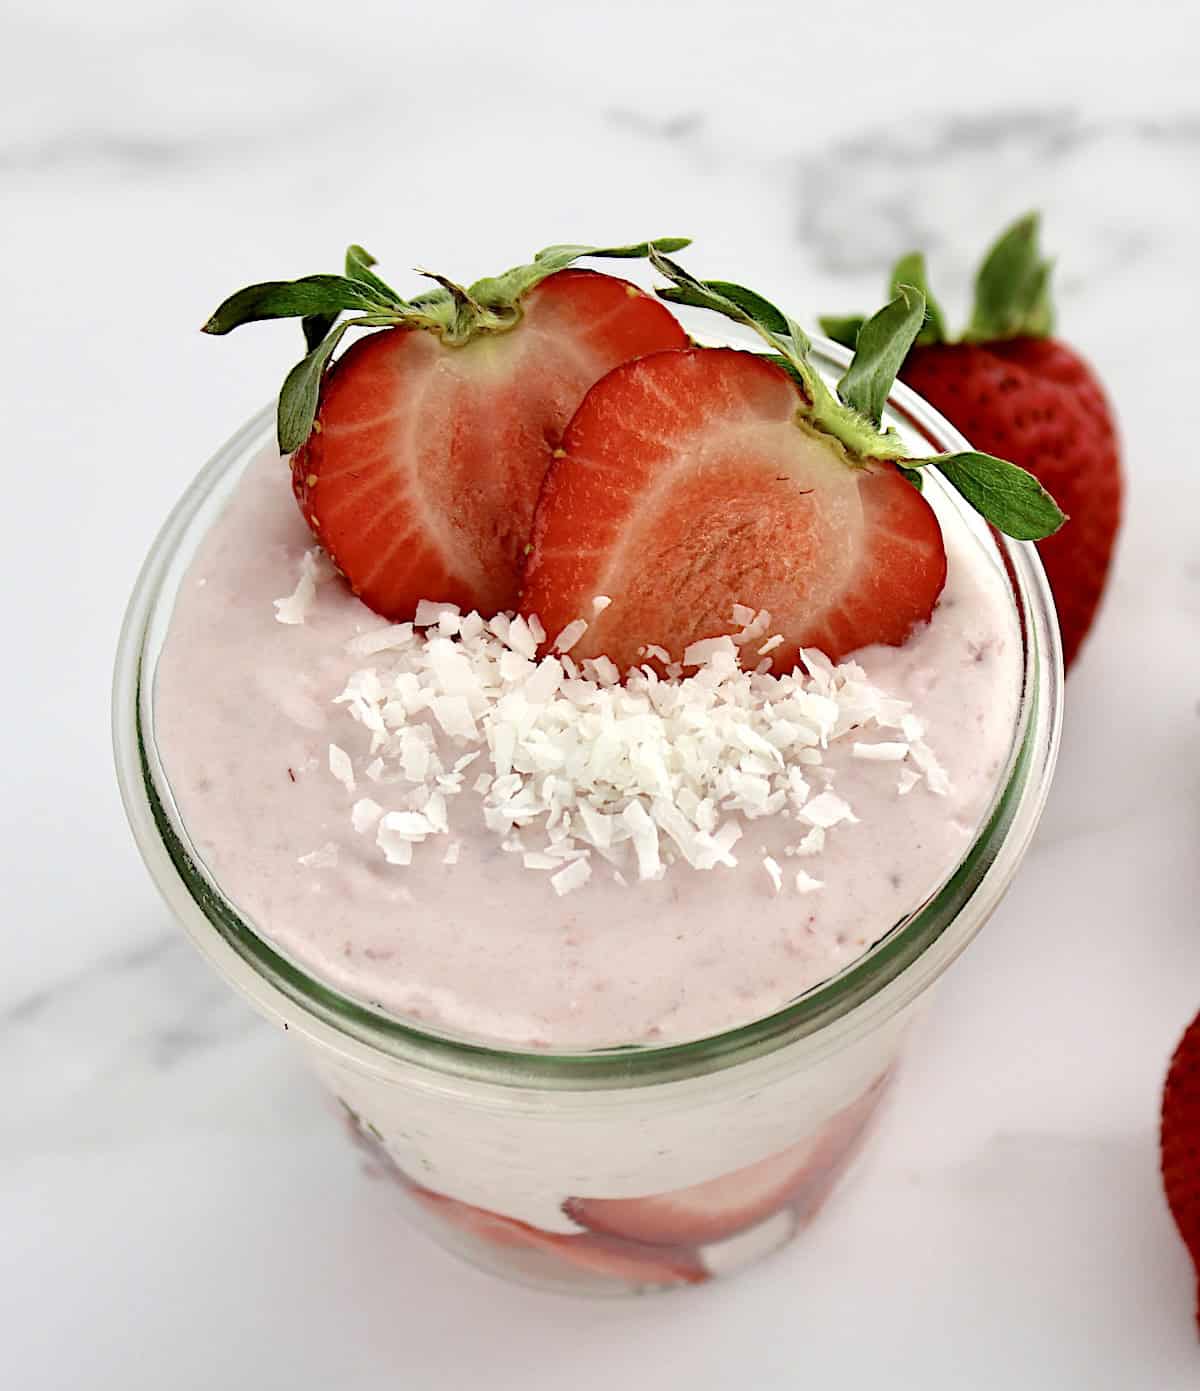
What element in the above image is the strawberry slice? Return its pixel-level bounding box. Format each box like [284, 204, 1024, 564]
[408, 1185, 709, 1287]
[293, 270, 687, 618]
[203, 239, 690, 621]
[337, 1103, 707, 1285]
[521, 346, 948, 671]
[1162, 1009, 1200, 1331]
[564, 1071, 890, 1248]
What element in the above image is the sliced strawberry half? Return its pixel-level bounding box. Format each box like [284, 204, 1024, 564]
[521, 346, 948, 671]
[563, 1071, 890, 1248]
[1162, 1009, 1200, 1331]
[203, 239, 692, 622]
[293, 269, 687, 618]
[408, 1185, 708, 1287]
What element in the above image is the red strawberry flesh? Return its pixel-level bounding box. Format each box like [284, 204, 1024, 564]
[521, 347, 947, 671]
[292, 269, 687, 621]
[1162, 1009, 1200, 1331]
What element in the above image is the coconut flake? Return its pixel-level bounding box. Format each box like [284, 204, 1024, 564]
[553, 619, 588, 653]
[897, 767, 922, 796]
[794, 870, 823, 893]
[551, 857, 592, 896]
[852, 741, 910, 762]
[910, 740, 952, 796]
[351, 798, 383, 834]
[763, 856, 783, 895]
[346, 624, 415, 657]
[431, 695, 478, 740]
[799, 791, 856, 829]
[622, 801, 663, 880]
[274, 548, 331, 625]
[298, 841, 339, 868]
[415, 599, 460, 629]
[793, 826, 825, 857]
[683, 635, 738, 668]
[328, 743, 356, 793]
[376, 817, 417, 865]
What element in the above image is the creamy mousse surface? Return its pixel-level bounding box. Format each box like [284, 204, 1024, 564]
[153, 448, 1022, 1050]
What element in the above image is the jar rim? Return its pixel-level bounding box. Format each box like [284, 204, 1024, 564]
[113, 338, 1063, 1090]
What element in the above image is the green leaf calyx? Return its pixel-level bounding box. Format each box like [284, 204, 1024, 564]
[649, 249, 909, 462]
[835, 284, 927, 427]
[911, 451, 1067, 540]
[650, 250, 1066, 540]
[204, 236, 690, 453]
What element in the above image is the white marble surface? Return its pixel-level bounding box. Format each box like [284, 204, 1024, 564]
[4, 1, 1200, 1386]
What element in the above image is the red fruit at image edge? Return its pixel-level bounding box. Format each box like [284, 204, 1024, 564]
[1162, 1010, 1200, 1332]
[901, 337, 1121, 671]
[521, 347, 947, 672]
[294, 269, 687, 620]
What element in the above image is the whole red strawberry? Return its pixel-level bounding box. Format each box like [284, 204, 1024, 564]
[1162, 1009, 1200, 1332]
[822, 215, 1122, 670]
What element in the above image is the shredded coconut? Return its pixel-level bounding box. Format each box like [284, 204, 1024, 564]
[324, 605, 943, 895]
[897, 767, 922, 796]
[274, 547, 333, 625]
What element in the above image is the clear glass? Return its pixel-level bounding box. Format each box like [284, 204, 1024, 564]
[113, 338, 1062, 1294]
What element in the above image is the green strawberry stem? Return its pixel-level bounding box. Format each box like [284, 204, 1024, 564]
[651, 250, 1064, 541]
[203, 236, 691, 453]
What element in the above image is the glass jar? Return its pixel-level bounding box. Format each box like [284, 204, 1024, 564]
[113, 340, 1062, 1295]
